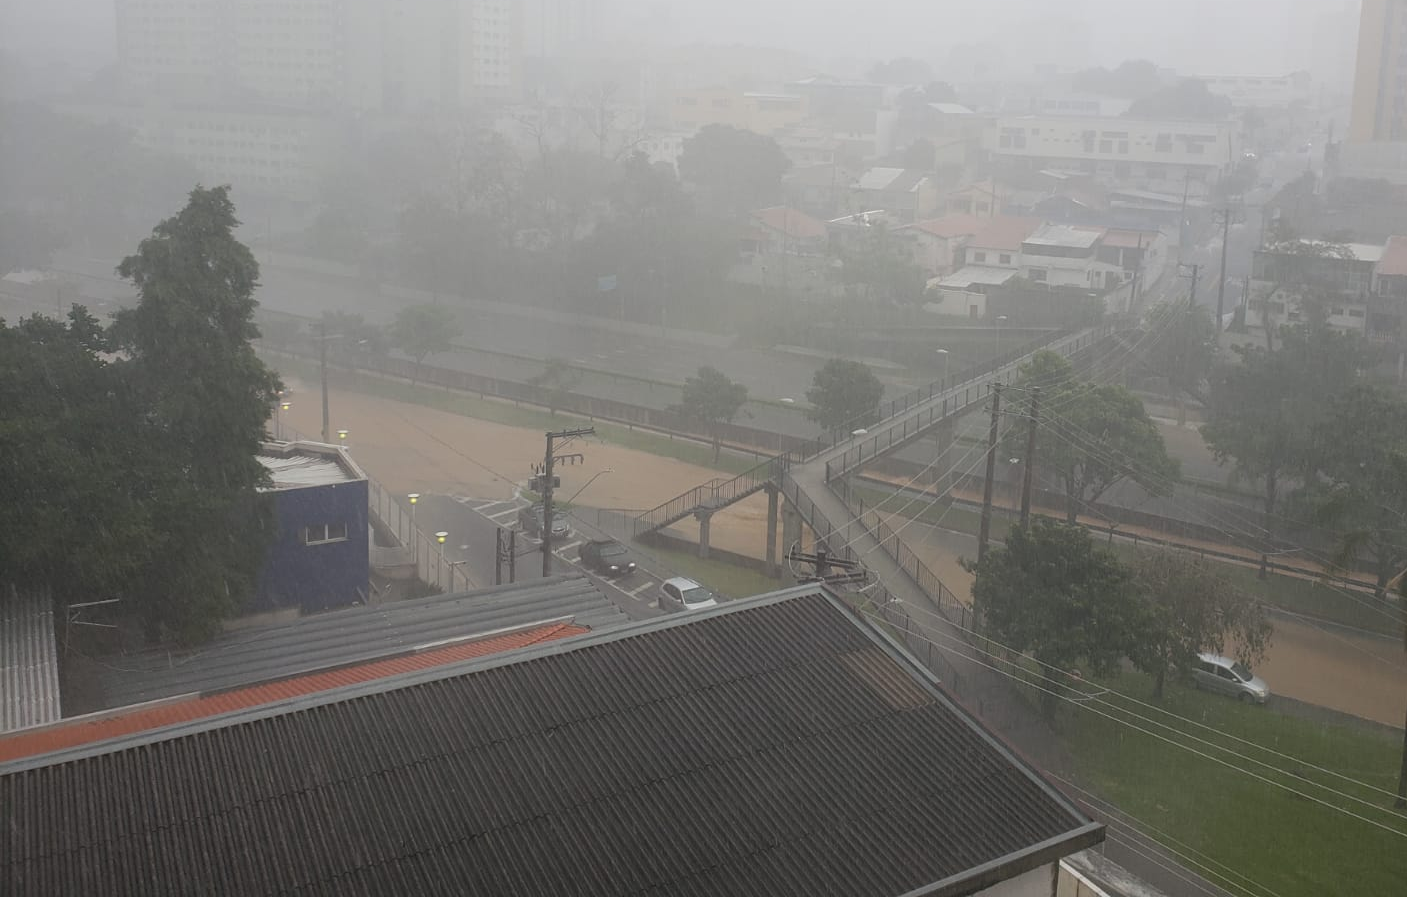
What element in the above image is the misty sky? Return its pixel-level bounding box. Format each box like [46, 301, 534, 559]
[2, 0, 1360, 82]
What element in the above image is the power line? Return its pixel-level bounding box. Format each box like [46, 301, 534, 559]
[884, 593, 1405, 804]
[858, 611, 1407, 839]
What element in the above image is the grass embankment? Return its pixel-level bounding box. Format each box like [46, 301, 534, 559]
[646, 547, 783, 601]
[267, 355, 758, 475]
[849, 482, 1405, 637]
[1058, 671, 1407, 897]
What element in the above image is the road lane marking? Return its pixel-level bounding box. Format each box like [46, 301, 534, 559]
[486, 507, 519, 521]
[627, 581, 655, 598]
[560, 539, 583, 553]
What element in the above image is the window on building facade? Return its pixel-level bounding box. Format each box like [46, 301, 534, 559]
[999, 254, 1011, 265]
[304, 522, 348, 545]
[974, 251, 987, 262]
[1029, 268, 1047, 282]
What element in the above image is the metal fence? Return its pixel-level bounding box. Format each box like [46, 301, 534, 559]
[367, 480, 474, 595]
[825, 324, 1116, 483]
[258, 343, 814, 458]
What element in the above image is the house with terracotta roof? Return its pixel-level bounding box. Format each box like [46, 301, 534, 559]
[1, 584, 1106, 896]
[894, 213, 987, 276]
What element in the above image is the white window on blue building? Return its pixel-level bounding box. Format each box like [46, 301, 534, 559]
[303, 522, 348, 545]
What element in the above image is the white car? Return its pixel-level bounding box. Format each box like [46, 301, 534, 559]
[659, 577, 719, 613]
[1191, 652, 1270, 704]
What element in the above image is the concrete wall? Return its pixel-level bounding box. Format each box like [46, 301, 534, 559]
[976, 863, 1057, 896]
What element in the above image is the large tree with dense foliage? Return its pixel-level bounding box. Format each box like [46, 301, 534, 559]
[805, 358, 885, 434]
[968, 518, 1141, 718]
[678, 125, 791, 214]
[1129, 549, 1272, 698]
[0, 309, 157, 611]
[676, 366, 750, 462]
[1201, 323, 1365, 520]
[1008, 351, 1179, 523]
[110, 185, 283, 641]
[390, 303, 461, 384]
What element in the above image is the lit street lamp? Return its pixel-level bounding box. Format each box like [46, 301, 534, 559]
[275, 399, 291, 439]
[336, 428, 348, 446]
[407, 493, 420, 551]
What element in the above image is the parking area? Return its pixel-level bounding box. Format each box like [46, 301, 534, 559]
[435, 493, 669, 621]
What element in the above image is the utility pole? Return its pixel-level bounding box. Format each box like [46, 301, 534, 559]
[319, 319, 330, 443]
[1214, 206, 1237, 335]
[1129, 232, 1145, 315]
[542, 427, 594, 575]
[1179, 264, 1201, 390]
[1020, 387, 1040, 528]
[495, 527, 520, 585]
[1177, 169, 1191, 263]
[978, 384, 1002, 561]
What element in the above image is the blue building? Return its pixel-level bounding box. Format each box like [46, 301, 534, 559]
[255, 442, 369, 614]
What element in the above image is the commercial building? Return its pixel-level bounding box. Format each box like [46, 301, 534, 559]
[1, 586, 1105, 895]
[254, 440, 369, 614]
[1197, 72, 1313, 109]
[985, 115, 1238, 196]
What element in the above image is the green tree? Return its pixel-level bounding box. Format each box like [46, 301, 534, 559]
[676, 365, 750, 462]
[968, 518, 1141, 718]
[530, 357, 582, 417]
[678, 125, 791, 214]
[1129, 549, 1271, 698]
[805, 358, 885, 434]
[1010, 351, 1179, 523]
[1202, 323, 1364, 520]
[1141, 301, 1217, 395]
[0, 309, 157, 614]
[839, 220, 927, 304]
[111, 185, 283, 642]
[390, 303, 461, 384]
[1309, 384, 1407, 597]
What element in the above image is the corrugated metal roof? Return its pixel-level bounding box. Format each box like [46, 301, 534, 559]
[91, 574, 627, 710]
[0, 622, 586, 763]
[0, 588, 1102, 896]
[257, 451, 355, 488]
[0, 591, 61, 733]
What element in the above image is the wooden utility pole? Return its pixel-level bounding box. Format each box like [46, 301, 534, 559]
[1020, 388, 1040, 528]
[542, 427, 594, 575]
[319, 320, 330, 443]
[978, 384, 1002, 562]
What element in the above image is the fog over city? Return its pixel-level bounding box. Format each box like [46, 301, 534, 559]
[2, 2, 1406, 897]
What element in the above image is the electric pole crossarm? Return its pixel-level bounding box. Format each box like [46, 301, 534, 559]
[541, 427, 594, 576]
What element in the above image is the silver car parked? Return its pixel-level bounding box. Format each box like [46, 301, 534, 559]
[658, 577, 719, 613]
[1191, 652, 1270, 704]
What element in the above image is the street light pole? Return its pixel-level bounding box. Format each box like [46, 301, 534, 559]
[936, 348, 950, 389]
[320, 320, 330, 443]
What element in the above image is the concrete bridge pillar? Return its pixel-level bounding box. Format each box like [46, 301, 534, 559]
[695, 510, 713, 560]
[781, 502, 802, 582]
[765, 485, 780, 578]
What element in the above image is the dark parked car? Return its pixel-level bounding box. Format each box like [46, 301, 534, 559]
[517, 503, 570, 542]
[577, 539, 637, 577]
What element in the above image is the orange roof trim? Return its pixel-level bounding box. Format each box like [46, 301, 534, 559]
[0, 622, 587, 763]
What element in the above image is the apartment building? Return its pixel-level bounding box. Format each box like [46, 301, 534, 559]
[114, 0, 523, 111]
[1342, 0, 1407, 182]
[1350, 0, 1407, 142]
[985, 115, 1237, 195]
[1247, 239, 1402, 336]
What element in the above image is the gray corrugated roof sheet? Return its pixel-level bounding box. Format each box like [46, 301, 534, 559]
[0, 591, 61, 733]
[93, 574, 627, 709]
[1, 587, 1101, 896]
